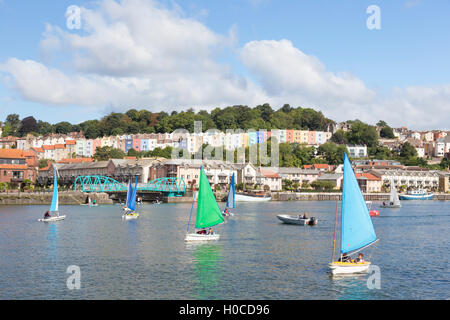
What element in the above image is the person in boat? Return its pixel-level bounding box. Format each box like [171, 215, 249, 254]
[390, 201, 394, 205]
[44, 211, 51, 219]
[355, 253, 365, 263]
[382, 201, 386, 206]
[92, 199, 96, 205]
[197, 229, 206, 235]
[338, 253, 352, 263]
[207, 228, 213, 235]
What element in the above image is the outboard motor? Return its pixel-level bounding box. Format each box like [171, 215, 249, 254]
[308, 217, 316, 225]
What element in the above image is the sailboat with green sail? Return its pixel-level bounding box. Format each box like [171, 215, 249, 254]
[329, 153, 378, 274]
[185, 166, 225, 242]
[38, 166, 66, 222]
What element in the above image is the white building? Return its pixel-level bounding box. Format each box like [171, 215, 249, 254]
[346, 145, 368, 158]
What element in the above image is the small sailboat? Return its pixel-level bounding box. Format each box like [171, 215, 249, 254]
[38, 167, 66, 222]
[329, 154, 378, 275]
[381, 179, 401, 208]
[222, 173, 235, 217]
[185, 166, 225, 242]
[122, 178, 139, 220]
[365, 201, 379, 217]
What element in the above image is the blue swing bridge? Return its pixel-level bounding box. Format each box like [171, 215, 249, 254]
[74, 176, 186, 197]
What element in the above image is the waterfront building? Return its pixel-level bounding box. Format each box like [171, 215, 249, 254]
[0, 149, 37, 185]
[316, 173, 344, 189]
[438, 172, 450, 192]
[368, 169, 440, 191]
[266, 167, 320, 186]
[355, 172, 382, 193]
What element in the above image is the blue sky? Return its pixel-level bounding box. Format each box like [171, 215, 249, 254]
[0, 0, 449, 129]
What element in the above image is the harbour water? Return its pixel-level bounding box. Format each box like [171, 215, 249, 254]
[0, 201, 448, 300]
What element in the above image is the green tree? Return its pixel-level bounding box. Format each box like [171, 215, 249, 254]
[399, 142, 417, 159]
[93, 146, 125, 160]
[380, 126, 395, 139]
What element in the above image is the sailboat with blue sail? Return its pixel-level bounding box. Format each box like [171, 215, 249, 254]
[122, 178, 139, 220]
[329, 153, 378, 274]
[222, 173, 235, 217]
[39, 166, 66, 222]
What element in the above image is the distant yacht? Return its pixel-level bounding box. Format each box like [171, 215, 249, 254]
[399, 189, 434, 200]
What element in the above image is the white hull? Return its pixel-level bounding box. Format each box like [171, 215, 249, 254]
[380, 204, 401, 208]
[222, 211, 234, 217]
[329, 262, 371, 275]
[38, 215, 66, 222]
[235, 194, 271, 202]
[185, 233, 220, 242]
[122, 213, 139, 220]
[277, 214, 309, 225]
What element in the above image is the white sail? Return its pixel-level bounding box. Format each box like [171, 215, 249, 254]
[390, 179, 401, 207]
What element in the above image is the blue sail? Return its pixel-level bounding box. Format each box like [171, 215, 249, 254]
[50, 167, 58, 212]
[341, 153, 377, 254]
[125, 179, 132, 207]
[226, 173, 235, 209]
[128, 178, 138, 212]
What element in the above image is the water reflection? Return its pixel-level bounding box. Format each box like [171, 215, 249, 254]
[188, 243, 223, 300]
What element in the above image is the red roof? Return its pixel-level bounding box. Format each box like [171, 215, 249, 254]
[259, 169, 280, 178]
[355, 173, 381, 181]
[314, 164, 330, 169]
[31, 147, 44, 153]
[54, 144, 66, 149]
[65, 140, 76, 145]
[0, 149, 25, 159]
[0, 164, 28, 170]
[303, 165, 313, 169]
[124, 156, 137, 160]
[42, 145, 55, 150]
[57, 158, 93, 164]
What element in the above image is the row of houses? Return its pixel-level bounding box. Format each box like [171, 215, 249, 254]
[13, 128, 334, 160]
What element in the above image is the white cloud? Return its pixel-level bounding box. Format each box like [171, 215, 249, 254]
[0, 0, 449, 130]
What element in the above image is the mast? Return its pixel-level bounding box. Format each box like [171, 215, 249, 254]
[331, 198, 339, 262]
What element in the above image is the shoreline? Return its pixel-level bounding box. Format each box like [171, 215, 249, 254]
[0, 191, 449, 205]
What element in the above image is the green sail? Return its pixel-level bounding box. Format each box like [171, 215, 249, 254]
[195, 167, 225, 229]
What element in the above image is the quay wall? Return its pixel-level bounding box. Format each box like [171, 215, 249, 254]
[0, 191, 448, 205]
[0, 191, 113, 205]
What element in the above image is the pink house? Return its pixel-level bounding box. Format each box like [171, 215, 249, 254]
[132, 138, 141, 152]
[308, 131, 316, 145]
[92, 139, 102, 154]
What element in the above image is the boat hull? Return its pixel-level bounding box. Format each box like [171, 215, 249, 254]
[235, 194, 271, 202]
[399, 193, 433, 200]
[329, 261, 371, 275]
[122, 213, 139, 220]
[222, 211, 234, 217]
[380, 204, 401, 208]
[277, 214, 309, 225]
[185, 233, 220, 242]
[38, 215, 66, 222]
[369, 210, 379, 217]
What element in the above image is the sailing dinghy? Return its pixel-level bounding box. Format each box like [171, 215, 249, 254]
[329, 154, 378, 275]
[122, 178, 139, 220]
[38, 167, 66, 222]
[185, 167, 225, 242]
[380, 179, 401, 208]
[222, 173, 235, 217]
